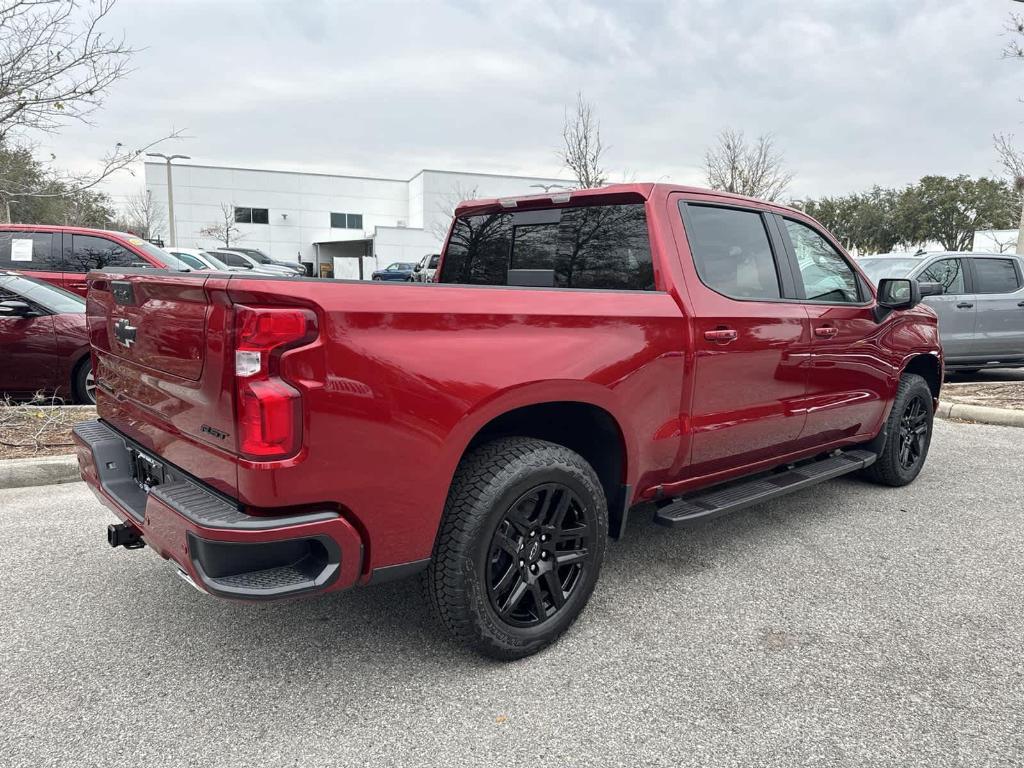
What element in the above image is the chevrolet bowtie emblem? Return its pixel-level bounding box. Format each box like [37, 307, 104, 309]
[114, 318, 137, 348]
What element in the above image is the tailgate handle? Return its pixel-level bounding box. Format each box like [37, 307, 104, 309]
[111, 281, 135, 305]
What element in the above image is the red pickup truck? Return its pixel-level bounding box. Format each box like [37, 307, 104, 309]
[74, 183, 942, 659]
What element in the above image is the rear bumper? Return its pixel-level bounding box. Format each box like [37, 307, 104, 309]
[73, 420, 363, 600]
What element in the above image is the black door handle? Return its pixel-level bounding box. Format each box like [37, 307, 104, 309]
[956, 302, 974, 309]
[1018, 301, 1024, 307]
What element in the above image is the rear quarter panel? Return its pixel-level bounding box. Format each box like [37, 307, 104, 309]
[225, 278, 689, 573]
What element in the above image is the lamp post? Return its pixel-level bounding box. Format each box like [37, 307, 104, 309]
[146, 153, 190, 246]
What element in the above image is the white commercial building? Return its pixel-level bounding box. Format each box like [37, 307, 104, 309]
[144, 162, 567, 278]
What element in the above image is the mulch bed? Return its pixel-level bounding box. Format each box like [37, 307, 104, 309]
[942, 383, 1024, 411]
[0, 401, 96, 460]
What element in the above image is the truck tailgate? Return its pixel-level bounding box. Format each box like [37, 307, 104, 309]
[88, 271, 239, 496]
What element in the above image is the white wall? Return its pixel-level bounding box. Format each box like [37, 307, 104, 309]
[145, 162, 567, 276]
[373, 225, 441, 267]
[973, 229, 1020, 254]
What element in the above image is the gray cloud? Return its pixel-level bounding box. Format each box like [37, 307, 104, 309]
[36, 0, 1021, 203]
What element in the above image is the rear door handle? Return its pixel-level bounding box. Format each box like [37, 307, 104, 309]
[814, 326, 838, 338]
[1018, 301, 1024, 307]
[704, 328, 737, 343]
[957, 302, 974, 309]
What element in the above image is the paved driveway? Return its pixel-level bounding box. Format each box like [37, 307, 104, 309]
[1, 419, 1021, 767]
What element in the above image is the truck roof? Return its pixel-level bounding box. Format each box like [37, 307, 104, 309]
[453, 182, 806, 218]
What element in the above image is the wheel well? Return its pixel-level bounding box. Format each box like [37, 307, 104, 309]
[467, 402, 628, 534]
[903, 354, 941, 400]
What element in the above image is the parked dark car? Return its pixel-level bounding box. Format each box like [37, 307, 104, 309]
[0, 271, 93, 403]
[224, 247, 305, 274]
[371, 262, 417, 280]
[0, 224, 195, 297]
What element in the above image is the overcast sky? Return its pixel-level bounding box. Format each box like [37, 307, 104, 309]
[37, 0, 1023, 205]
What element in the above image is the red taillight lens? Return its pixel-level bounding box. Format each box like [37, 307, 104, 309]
[234, 305, 313, 460]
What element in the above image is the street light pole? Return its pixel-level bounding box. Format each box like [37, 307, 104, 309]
[146, 152, 190, 246]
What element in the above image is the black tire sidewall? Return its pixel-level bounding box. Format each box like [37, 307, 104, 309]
[465, 464, 606, 652]
[73, 360, 95, 405]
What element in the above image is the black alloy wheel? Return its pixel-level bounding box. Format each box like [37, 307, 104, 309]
[486, 483, 594, 628]
[897, 394, 929, 471]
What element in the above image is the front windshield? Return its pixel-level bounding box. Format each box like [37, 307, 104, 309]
[115, 235, 192, 271]
[858, 258, 920, 284]
[200, 251, 232, 270]
[0, 273, 85, 314]
[170, 251, 208, 270]
[237, 248, 272, 263]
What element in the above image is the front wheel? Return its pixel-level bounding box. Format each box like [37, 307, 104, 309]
[424, 438, 607, 659]
[861, 373, 933, 487]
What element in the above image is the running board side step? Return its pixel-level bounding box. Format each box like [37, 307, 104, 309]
[654, 449, 877, 528]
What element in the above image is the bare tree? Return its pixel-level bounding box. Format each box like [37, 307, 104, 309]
[559, 91, 606, 189]
[0, 0, 133, 141]
[704, 128, 794, 202]
[1003, 1, 1024, 59]
[994, 133, 1024, 253]
[0, 1, 183, 217]
[430, 182, 479, 241]
[122, 186, 165, 239]
[199, 203, 243, 248]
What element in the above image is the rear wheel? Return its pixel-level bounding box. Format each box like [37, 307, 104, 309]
[861, 373, 933, 487]
[424, 438, 607, 659]
[73, 360, 96, 405]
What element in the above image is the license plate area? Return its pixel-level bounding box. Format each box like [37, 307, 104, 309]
[129, 447, 166, 493]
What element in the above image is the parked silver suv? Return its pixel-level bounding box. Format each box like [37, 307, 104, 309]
[859, 252, 1024, 372]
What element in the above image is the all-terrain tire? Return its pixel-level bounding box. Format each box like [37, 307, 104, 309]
[861, 373, 933, 487]
[423, 437, 608, 660]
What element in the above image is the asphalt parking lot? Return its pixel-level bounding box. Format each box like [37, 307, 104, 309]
[1, 418, 1022, 767]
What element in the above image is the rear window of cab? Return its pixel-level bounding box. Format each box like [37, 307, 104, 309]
[439, 203, 655, 291]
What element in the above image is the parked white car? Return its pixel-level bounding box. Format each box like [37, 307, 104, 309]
[166, 247, 248, 272]
[411, 253, 441, 283]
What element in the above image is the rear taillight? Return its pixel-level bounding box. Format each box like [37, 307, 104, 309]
[234, 305, 314, 460]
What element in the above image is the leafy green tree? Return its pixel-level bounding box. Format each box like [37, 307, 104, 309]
[899, 176, 1016, 252]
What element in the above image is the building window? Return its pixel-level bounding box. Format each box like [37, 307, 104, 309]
[330, 212, 363, 230]
[235, 207, 269, 224]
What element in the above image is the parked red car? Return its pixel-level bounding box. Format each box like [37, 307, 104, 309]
[0, 271, 93, 403]
[74, 183, 943, 658]
[0, 225, 187, 297]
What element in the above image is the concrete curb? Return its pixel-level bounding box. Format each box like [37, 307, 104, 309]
[936, 401, 1024, 428]
[0, 454, 81, 490]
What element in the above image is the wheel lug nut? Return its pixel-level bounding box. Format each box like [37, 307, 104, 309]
[530, 564, 538, 573]
[518, 559, 524, 567]
[530, 530, 537, 537]
[540, 534, 548, 542]
[541, 552, 548, 560]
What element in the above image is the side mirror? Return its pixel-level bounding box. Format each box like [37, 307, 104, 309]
[877, 278, 921, 310]
[0, 300, 34, 317]
[414, 264, 423, 272]
[918, 281, 944, 297]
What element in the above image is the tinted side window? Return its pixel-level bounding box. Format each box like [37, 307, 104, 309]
[784, 219, 860, 303]
[919, 258, 965, 295]
[217, 251, 248, 267]
[66, 235, 140, 272]
[973, 258, 1021, 294]
[0, 232, 59, 272]
[683, 205, 781, 300]
[439, 204, 654, 291]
